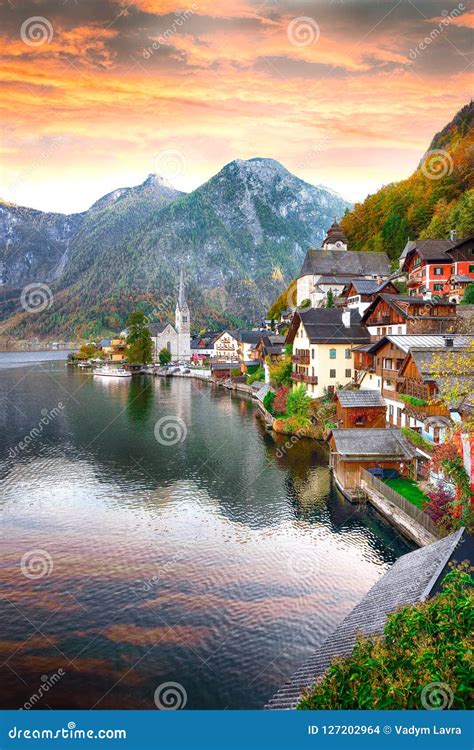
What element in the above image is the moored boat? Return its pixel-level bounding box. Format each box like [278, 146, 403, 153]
[93, 365, 132, 378]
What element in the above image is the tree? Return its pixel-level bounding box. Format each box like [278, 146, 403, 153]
[300, 298, 311, 308]
[286, 384, 311, 417]
[325, 289, 335, 308]
[159, 347, 172, 366]
[126, 310, 153, 364]
[461, 283, 474, 304]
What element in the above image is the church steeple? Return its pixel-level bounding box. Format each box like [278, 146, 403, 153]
[175, 268, 190, 339]
[178, 267, 186, 309]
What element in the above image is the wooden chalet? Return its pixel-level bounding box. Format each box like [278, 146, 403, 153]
[361, 294, 457, 339]
[335, 390, 387, 429]
[327, 428, 417, 497]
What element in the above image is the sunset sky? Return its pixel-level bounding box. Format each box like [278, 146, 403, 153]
[1, 0, 472, 213]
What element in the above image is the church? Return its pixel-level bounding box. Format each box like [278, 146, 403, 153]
[150, 270, 191, 362]
[296, 221, 391, 307]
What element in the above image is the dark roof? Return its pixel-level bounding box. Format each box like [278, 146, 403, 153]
[295, 308, 370, 345]
[405, 239, 453, 262]
[367, 333, 473, 355]
[452, 275, 473, 283]
[337, 390, 386, 408]
[315, 275, 355, 286]
[344, 278, 397, 296]
[329, 427, 417, 459]
[408, 346, 474, 384]
[211, 361, 239, 370]
[149, 322, 173, 336]
[238, 329, 266, 345]
[299, 249, 390, 278]
[266, 529, 464, 709]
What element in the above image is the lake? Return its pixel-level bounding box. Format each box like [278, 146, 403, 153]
[0, 354, 414, 709]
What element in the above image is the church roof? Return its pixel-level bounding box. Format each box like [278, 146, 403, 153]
[299, 249, 390, 279]
[149, 322, 176, 336]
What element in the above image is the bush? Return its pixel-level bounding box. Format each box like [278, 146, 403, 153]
[273, 386, 290, 415]
[401, 426, 434, 454]
[424, 484, 457, 532]
[286, 384, 311, 418]
[263, 391, 275, 414]
[246, 367, 265, 385]
[280, 415, 311, 434]
[230, 367, 241, 377]
[270, 356, 293, 387]
[298, 564, 473, 710]
[399, 394, 427, 407]
[300, 298, 311, 308]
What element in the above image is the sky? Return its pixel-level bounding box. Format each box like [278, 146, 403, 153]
[1, 0, 472, 214]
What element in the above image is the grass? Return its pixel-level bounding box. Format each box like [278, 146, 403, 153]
[384, 478, 429, 509]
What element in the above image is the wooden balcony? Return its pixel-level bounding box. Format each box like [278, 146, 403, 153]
[292, 353, 310, 365]
[382, 368, 401, 381]
[291, 372, 304, 382]
[302, 374, 318, 385]
[373, 315, 391, 325]
[402, 401, 449, 420]
[381, 386, 401, 401]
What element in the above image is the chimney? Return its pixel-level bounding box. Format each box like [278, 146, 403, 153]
[341, 309, 351, 328]
[450, 229, 457, 242]
[444, 336, 454, 348]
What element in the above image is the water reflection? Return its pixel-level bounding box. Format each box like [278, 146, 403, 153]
[0, 364, 414, 710]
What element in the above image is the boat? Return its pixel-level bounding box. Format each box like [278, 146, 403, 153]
[93, 365, 132, 378]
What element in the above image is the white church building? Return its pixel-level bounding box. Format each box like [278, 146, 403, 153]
[150, 270, 191, 362]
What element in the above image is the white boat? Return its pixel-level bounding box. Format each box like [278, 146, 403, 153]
[93, 365, 132, 378]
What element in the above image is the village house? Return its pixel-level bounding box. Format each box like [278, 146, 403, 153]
[327, 428, 417, 499]
[296, 222, 391, 307]
[401, 235, 474, 301]
[285, 308, 370, 398]
[212, 330, 240, 361]
[237, 330, 267, 372]
[341, 278, 399, 316]
[360, 294, 457, 338]
[190, 331, 219, 362]
[99, 337, 127, 362]
[335, 390, 387, 429]
[353, 333, 473, 443]
[252, 334, 286, 366]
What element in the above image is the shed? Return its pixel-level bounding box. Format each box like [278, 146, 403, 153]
[335, 390, 386, 428]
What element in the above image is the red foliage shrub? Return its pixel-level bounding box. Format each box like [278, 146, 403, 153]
[424, 484, 455, 525]
[273, 386, 290, 416]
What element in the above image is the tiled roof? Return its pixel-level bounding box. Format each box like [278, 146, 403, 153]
[238, 329, 267, 344]
[337, 390, 386, 408]
[405, 239, 454, 262]
[361, 294, 456, 324]
[299, 249, 390, 278]
[315, 275, 355, 286]
[298, 308, 370, 344]
[452, 275, 473, 283]
[329, 427, 417, 458]
[368, 333, 473, 354]
[149, 322, 172, 336]
[266, 529, 464, 709]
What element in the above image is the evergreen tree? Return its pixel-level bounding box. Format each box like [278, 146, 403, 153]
[326, 289, 335, 308]
[126, 310, 153, 364]
[461, 283, 474, 304]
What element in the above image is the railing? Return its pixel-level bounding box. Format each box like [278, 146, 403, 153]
[302, 374, 318, 385]
[292, 353, 310, 365]
[381, 386, 401, 400]
[382, 368, 400, 380]
[291, 372, 304, 381]
[402, 401, 449, 419]
[360, 469, 438, 537]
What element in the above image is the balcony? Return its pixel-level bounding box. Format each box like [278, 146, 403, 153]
[291, 372, 304, 382]
[373, 315, 391, 325]
[302, 374, 318, 385]
[401, 400, 449, 421]
[382, 368, 401, 381]
[381, 386, 401, 401]
[292, 353, 310, 365]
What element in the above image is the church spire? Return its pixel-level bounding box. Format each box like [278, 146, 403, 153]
[178, 267, 186, 309]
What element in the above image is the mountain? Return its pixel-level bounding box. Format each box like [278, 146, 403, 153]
[341, 102, 474, 261]
[0, 159, 350, 338]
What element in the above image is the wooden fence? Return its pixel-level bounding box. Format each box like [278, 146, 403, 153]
[360, 469, 438, 537]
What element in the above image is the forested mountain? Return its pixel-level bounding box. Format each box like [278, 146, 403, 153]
[341, 102, 473, 261]
[0, 159, 350, 338]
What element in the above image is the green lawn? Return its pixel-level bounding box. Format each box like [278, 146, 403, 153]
[384, 478, 429, 509]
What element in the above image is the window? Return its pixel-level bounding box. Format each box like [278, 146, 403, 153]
[345, 368, 351, 378]
[387, 327, 392, 334]
[389, 405, 394, 417]
[345, 348, 351, 359]
[469, 265, 474, 273]
[433, 283, 443, 291]
[329, 349, 336, 359]
[468, 248, 474, 256]
[330, 369, 336, 378]
[311, 348, 314, 360]
[397, 327, 403, 334]
[433, 267, 444, 275]
[451, 266, 455, 274]
[182, 316, 187, 323]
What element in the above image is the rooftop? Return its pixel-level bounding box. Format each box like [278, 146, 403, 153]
[329, 427, 417, 459]
[336, 390, 386, 408]
[299, 249, 390, 279]
[292, 308, 370, 345]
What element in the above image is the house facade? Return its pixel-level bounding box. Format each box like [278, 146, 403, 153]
[286, 308, 370, 398]
[213, 330, 240, 361]
[401, 236, 474, 300]
[361, 295, 457, 338]
[342, 278, 399, 316]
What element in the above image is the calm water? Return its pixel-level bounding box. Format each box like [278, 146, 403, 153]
[0, 353, 414, 709]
